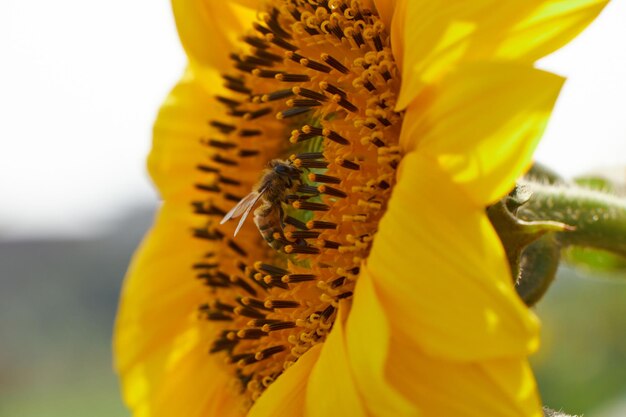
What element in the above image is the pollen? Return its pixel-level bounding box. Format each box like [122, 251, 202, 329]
[192, 0, 402, 406]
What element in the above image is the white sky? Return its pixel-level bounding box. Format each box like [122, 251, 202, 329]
[0, 0, 624, 238]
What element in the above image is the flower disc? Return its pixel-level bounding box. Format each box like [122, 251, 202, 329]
[192, 0, 402, 404]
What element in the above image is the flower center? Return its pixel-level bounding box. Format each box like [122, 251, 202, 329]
[192, 0, 402, 405]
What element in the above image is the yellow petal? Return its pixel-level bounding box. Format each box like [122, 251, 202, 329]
[386, 331, 542, 417]
[401, 61, 564, 206]
[229, 0, 261, 8]
[149, 66, 221, 205]
[172, 0, 256, 73]
[372, 0, 396, 28]
[493, 0, 609, 62]
[115, 205, 204, 372]
[392, 0, 479, 109]
[114, 203, 240, 417]
[345, 267, 419, 417]
[151, 64, 274, 207]
[392, 0, 606, 109]
[392, 0, 533, 108]
[129, 328, 242, 417]
[248, 345, 322, 417]
[305, 302, 368, 417]
[367, 152, 540, 361]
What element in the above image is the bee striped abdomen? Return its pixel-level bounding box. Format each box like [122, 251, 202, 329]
[254, 203, 286, 250]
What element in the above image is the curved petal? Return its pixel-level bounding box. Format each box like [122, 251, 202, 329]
[392, 0, 481, 109]
[150, 65, 266, 208]
[138, 328, 242, 417]
[386, 331, 542, 417]
[367, 151, 540, 361]
[172, 0, 257, 73]
[493, 0, 609, 62]
[149, 66, 221, 205]
[392, 0, 607, 109]
[114, 202, 241, 417]
[345, 268, 418, 417]
[401, 61, 564, 206]
[305, 302, 368, 417]
[248, 344, 322, 417]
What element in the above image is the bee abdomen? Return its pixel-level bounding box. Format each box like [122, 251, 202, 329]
[254, 204, 287, 250]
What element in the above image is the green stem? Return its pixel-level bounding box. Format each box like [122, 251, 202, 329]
[519, 181, 626, 257]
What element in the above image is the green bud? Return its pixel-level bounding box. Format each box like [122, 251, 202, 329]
[490, 172, 626, 306]
[487, 186, 572, 283]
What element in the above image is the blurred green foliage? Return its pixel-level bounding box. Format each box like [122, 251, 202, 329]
[532, 266, 626, 415]
[0, 208, 155, 417]
[563, 246, 626, 273]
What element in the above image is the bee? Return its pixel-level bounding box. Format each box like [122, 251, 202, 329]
[220, 159, 303, 249]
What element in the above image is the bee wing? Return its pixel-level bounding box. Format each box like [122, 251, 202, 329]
[233, 200, 260, 237]
[221, 191, 260, 223]
[220, 188, 266, 236]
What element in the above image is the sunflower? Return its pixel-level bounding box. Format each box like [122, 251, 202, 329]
[114, 1, 608, 416]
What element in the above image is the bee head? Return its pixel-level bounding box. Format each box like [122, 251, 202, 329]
[270, 159, 301, 179]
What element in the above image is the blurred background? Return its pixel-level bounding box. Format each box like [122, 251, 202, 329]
[0, 1, 624, 416]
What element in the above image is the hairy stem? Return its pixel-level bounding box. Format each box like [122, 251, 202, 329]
[519, 181, 626, 258]
[543, 407, 578, 417]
